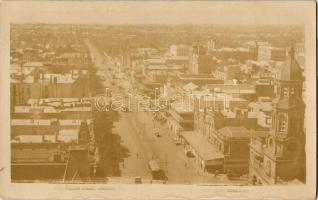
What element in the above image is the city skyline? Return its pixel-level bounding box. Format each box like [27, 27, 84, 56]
[5, 1, 311, 25]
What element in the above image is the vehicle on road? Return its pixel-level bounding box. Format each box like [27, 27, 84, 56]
[148, 160, 166, 181]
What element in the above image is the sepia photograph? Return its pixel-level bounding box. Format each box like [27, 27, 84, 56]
[0, 1, 316, 199]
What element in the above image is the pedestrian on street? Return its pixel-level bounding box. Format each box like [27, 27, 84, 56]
[136, 153, 139, 159]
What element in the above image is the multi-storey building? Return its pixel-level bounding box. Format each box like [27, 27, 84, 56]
[214, 64, 241, 81]
[167, 102, 194, 137]
[257, 46, 286, 62]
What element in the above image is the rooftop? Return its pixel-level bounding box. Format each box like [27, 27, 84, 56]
[11, 119, 51, 126]
[42, 73, 76, 84]
[248, 100, 273, 112]
[11, 129, 78, 143]
[218, 126, 251, 138]
[59, 119, 92, 126]
[23, 62, 44, 68]
[14, 106, 58, 114]
[178, 73, 214, 79]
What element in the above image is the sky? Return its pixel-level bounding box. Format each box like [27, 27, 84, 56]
[5, 1, 313, 25]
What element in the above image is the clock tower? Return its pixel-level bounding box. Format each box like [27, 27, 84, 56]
[265, 46, 305, 182]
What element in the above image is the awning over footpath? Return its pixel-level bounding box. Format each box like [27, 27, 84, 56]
[181, 131, 224, 162]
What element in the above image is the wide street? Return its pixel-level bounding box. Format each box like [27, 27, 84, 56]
[85, 39, 240, 184]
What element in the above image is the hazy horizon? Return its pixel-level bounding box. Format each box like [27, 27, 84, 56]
[5, 1, 312, 25]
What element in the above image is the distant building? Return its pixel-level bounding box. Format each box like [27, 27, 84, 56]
[55, 44, 91, 65]
[257, 46, 286, 62]
[191, 55, 218, 74]
[214, 64, 241, 81]
[165, 56, 190, 69]
[214, 47, 252, 62]
[170, 45, 193, 57]
[207, 40, 215, 51]
[192, 45, 206, 55]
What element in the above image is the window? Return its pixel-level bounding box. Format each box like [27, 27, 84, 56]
[278, 115, 287, 132]
[290, 87, 295, 95]
[266, 117, 272, 125]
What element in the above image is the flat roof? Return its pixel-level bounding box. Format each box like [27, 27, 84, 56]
[23, 62, 44, 68]
[218, 127, 251, 138]
[61, 107, 92, 112]
[59, 119, 92, 126]
[178, 73, 217, 79]
[14, 106, 58, 114]
[11, 119, 51, 126]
